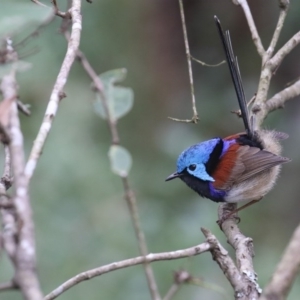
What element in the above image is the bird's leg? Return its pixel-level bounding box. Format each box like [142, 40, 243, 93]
[217, 198, 262, 227]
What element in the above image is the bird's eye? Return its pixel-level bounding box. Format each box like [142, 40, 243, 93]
[188, 164, 196, 171]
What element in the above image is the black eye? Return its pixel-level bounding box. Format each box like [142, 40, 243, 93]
[188, 164, 196, 171]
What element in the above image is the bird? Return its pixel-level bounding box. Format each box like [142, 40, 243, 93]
[165, 16, 290, 220]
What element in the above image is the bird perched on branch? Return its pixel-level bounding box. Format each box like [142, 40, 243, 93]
[165, 16, 290, 220]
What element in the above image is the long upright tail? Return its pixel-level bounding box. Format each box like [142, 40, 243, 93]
[214, 16, 253, 137]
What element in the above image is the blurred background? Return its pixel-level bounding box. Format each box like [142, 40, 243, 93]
[1, 0, 300, 299]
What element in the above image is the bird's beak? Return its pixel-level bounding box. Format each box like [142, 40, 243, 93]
[165, 172, 181, 181]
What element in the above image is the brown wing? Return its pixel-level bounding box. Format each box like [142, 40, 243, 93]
[218, 145, 290, 190]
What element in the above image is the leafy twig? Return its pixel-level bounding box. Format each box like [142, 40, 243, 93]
[73, 43, 160, 300]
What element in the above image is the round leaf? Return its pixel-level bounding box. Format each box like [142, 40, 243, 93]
[108, 145, 132, 177]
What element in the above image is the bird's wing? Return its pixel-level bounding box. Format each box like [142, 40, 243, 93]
[212, 145, 290, 190]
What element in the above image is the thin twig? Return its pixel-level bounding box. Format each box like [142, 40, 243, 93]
[233, 0, 265, 57]
[261, 223, 300, 300]
[74, 48, 120, 144]
[44, 242, 210, 300]
[31, 0, 48, 8]
[122, 177, 160, 300]
[72, 42, 160, 299]
[24, 0, 82, 181]
[176, 0, 199, 123]
[190, 55, 225, 67]
[162, 283, 180, 300]
[266, 1, 289, 57]
[17, 100, 31, 116]
[52, 0, 72, 19]
[163, 270, 191, 300]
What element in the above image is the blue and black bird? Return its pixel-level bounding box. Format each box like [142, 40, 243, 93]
[166, 17, 290, 215]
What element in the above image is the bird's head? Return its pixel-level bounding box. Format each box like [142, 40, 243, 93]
[166, 138, 222, 182]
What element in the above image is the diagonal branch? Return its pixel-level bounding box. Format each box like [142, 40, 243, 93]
[201, 227, 242, 292]
[266, 0, 289, 57]
[269, 30, 300, 71]
[233, 0, 265, 57]
[44, 242, 210, 300]
[265, 79, 300, 113]
[260, 223, 300, 300]
[24, 0, 82, 182]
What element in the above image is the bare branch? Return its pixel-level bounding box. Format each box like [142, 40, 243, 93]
[190, 55, 225, 67]
[219, 204, 261, 298]
[266, 1, 289, 57]
[52, 0, 72, 19]
[31, 0, 48, 8]
[201, 227, 245, 297]
[45, 243, 210, 300]
[25, 0, 82, 181]
[261, 223, 300, 300]
[0, 145, 16, 262]
[265, 79, 300, 113]
[1, 73, 43, 299]
[163, 270, 191, 300]
[233, 0, 265, 57]
[121, 177, 160, 299]
[269, 30, 300, 71]
[173, 0, 198, 124]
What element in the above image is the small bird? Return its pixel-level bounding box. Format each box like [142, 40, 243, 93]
[166, 16, 290, 219]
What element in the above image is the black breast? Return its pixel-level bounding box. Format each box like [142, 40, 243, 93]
[180, 172, 225, 203]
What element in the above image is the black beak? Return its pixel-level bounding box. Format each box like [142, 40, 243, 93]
[165, 172, 181, 181]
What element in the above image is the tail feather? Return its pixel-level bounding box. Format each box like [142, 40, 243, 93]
[214, 16, 253, 137]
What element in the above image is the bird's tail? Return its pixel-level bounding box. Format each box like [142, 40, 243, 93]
[214, 16, 254, 138]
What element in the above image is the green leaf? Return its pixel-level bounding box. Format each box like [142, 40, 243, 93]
[0, 0, 53, 40]
[93, 68, 134, 121]
[100, 68, 127, 85]
[108, 145, 132, 177]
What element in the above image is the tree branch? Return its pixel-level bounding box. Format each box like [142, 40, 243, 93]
[266, 1, 289, 57]
[265, 79, 300, 113]
[44, 242, 210, 300]
[24, 0, 82, 181]
[219, 204, 261, 299]
[269, 30, 300, 71]
[233, 0, 265, 57]
[201, 227, 249, 299]
[260, 223, 300, 300]
[1, 73, 43, 300]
